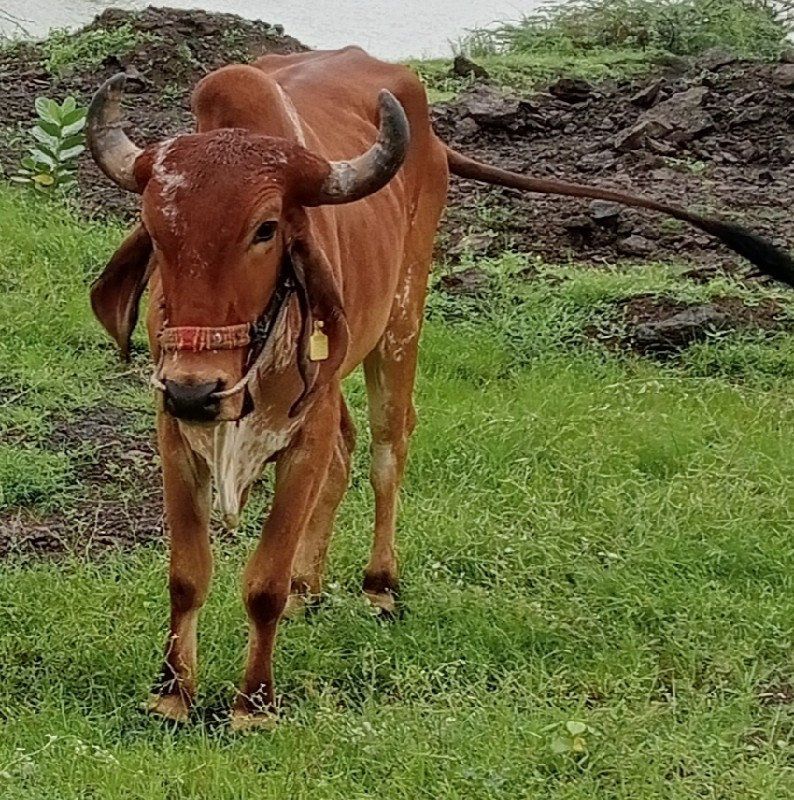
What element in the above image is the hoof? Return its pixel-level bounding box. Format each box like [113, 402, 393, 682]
[230, 708, 278, 733]
[283, 593, 308, 619]
[146, 693, 190, 724]
[284, 591, 325, 620]
[364, 589, 397, 617]
[363, 571, 399, 618]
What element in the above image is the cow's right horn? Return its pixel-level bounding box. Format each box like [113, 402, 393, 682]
[87, 73, 143, 192]
[312, 90, 410, 205]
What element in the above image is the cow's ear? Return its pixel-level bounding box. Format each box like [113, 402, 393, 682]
[90, 223, 153, 361]
[286, 228, 350, 416]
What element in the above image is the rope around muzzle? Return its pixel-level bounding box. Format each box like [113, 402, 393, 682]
[148, 332, 278, 400]
[149, 273, 296, 403]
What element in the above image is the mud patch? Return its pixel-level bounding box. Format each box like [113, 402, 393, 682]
[589, 294, 789, 354]
[1, 9, 793, 280]
[758, 681, 794, 706]
[0, 406, 163, 558]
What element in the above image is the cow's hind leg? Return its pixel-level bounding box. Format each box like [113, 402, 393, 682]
[286, 396, 356, 616]
[148, 413, 213, 723]
[362, 294, 423, 615]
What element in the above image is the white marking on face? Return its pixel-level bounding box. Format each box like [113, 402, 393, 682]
[152, 138, 187, 230]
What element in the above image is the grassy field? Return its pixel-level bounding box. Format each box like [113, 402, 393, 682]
[3, 176, 794, 799]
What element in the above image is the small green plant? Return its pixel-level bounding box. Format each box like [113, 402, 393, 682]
[12, 97, 86, 193]
[41, 23, 144, 77]
[549, 720, 595, 756]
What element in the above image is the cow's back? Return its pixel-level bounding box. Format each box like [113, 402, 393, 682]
[252, 47, 437, 163]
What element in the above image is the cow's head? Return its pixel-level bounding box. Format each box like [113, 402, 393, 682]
[87, 74, 409, 423]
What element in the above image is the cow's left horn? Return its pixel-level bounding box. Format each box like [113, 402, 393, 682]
[86, 73, 143, 192]
[314, 90, 410, 205]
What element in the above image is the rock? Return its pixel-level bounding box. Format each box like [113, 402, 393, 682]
[577, 150, 616, 172]
[459, 85, 520, 128]
[438, 266, 490, 295]
[736, 142, 758, 161]
[773, 64, 794, 88]
[730, 106, 766, 127]
[734, 91, 762, 106]
[123, 64, 149, 90]
[628, 153, 667, 170]
[629, 78, 665, 108]
[563, 214, 594, 233]
[700, 48, 737, 71]
[616, 220, 635, 236]
[599, 116, 617, 131]
[681, 265, 719, 284]
[654, 54, 690, 75]
[564, 214, 595, 245]
[771, 145, 794, 165]
[633, 305, 731, 352]
[614, 118, 673, 151]
[456, 117, 479, 139]
[589, 200, 621, 225]
[646, 138, 676, 155]
[781, 47, 794, 64]
[640, 86, 714, 143]
[548, 77, 594, 104]
[617, 235, 655, 257]
[773, 63, 794, 88]
[451, 55, 489, 80]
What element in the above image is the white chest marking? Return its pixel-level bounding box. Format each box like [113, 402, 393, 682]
[181, 418, 292, 529]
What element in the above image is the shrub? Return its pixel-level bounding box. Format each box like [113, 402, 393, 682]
[40, 23, 143, 77]
[458, 0, 791, 58]
[12, 97, 86, 194]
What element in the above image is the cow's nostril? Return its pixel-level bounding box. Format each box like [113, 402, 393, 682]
[163, 379, 222, 422]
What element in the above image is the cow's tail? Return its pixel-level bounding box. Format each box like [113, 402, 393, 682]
[445, 146, 794, 288]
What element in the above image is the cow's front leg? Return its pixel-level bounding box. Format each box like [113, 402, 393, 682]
[232, 392, 338, 731]
[148, 412, 212, 723]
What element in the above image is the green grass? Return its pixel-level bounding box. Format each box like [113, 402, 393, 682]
[39, 23, 151, 77]
[3, 184, 794, 797]
[458, 0, 789, 59]
[409, 49, 654, 102]
[412, 0, 792, 101]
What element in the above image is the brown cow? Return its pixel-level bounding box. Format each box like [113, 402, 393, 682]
[86, 47, 794, 730]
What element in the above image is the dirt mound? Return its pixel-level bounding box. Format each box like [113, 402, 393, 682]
[0, 6, 306, 217]
[434, 57, 794, 274]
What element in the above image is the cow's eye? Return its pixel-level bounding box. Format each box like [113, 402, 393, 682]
[253, 221, 278, 244]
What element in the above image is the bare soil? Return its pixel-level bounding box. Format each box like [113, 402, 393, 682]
[587, 294, 791, 354]
[0, 408, 163, 558]
[433, 59, 794, 277]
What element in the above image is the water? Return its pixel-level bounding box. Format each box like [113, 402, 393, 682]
[1, 0, 539, 60]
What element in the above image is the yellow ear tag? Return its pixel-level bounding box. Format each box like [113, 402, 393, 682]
[309, 320, 329, 362]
